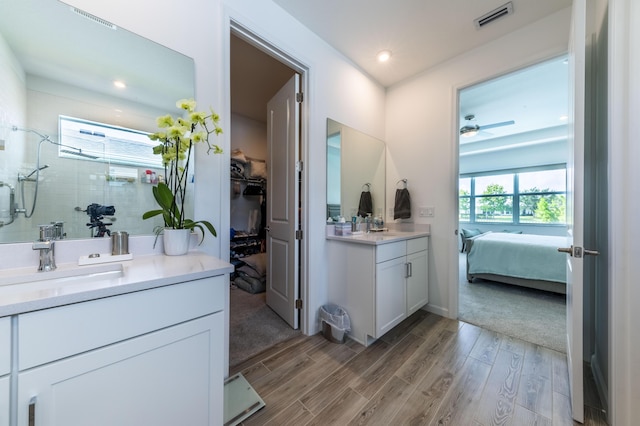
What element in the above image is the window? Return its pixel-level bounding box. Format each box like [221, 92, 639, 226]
[58, 116, 161, 168]
[459, 165, 566, 225]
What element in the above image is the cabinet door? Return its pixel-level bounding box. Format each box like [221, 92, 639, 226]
[406, 250, 429, 315]
[0, 375, 8, 426]
[375, 256, 407, 337]
[17, 313, 222, 426]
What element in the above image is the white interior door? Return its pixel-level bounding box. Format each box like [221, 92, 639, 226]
[266, 74, 300, 329]
[563, 0, 586, 422]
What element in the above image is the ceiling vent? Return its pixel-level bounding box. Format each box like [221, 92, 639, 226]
[474, 2, 514, 29]
[70, 7, 117, 30]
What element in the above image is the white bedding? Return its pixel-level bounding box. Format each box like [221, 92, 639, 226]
[467, 232, 567, 284]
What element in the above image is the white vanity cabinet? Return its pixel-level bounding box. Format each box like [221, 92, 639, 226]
[327, 235, 429, 346]
[14, 276, 225, 426]
[405, 238, 429, 316]
[0, 317, 10, 426]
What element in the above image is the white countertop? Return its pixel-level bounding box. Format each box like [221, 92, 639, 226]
[326, 229, 430, 245]
[0, 252, 233, 317]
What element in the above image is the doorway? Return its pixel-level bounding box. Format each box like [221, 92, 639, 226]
[456, 57, 570, 352]
[228, 29, 306, 368]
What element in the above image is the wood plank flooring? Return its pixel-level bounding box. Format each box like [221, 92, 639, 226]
[230, 311, 608, 425]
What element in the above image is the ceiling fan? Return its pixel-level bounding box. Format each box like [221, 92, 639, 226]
[459, 114, 515, 137]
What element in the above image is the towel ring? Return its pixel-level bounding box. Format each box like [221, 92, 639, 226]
[396, 178, 407, 189]
[362, 183, 371, 191]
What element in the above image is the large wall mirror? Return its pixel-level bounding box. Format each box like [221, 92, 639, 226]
[326, 118, 385, 221]
[0, 0, 195, 243]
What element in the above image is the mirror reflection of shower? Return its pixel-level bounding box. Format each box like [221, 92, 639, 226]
[8, 126, 97, 221]
[12, 126, 51, 219]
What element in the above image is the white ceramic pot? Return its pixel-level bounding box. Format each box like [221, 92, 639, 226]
[162, 228, 190, 256]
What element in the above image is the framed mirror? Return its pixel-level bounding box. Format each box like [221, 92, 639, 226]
[0, 0, 195, 243]
[326, 118, 385, 221]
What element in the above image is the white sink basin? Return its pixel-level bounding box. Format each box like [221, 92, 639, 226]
[0, 263, 124, 287]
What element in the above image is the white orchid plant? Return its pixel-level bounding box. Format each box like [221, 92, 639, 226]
[142, 99, 223, 244]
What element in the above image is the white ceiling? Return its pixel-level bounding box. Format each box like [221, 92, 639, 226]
[233, 1, 571, 142]
[273, 0, 571, 88]
[1, 0, 193, 116]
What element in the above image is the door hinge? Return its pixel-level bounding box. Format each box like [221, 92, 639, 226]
[295, 299, 303, 309]
[296, 160, 303, 172]
[296, 92, 303, 103]
[295, 229, 303, 240]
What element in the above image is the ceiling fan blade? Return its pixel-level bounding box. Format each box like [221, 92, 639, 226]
[479, 120, 515, 130]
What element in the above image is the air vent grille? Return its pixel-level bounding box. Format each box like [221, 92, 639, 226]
[70, 7, 117, 30]
[474, 2, 513, 29]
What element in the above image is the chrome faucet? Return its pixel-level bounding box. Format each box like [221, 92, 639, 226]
[33, 224, 57, 272]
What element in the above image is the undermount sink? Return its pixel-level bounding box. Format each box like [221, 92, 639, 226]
[0, 263, 124, 287]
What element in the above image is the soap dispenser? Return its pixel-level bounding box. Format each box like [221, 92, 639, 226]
[365, 213, 372, 232]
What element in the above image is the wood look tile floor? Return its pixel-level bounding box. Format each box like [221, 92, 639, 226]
[230, 311, 608, 425]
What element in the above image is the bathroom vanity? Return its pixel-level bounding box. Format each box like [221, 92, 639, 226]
[326, 228, 429, 346]
[0, 253, 232, 426]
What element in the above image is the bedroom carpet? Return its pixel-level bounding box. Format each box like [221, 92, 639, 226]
[229, 285, 300, 367]
[458, 253, 567, 353]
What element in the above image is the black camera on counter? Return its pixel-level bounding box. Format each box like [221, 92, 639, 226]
[85, 203, 115, 237]
[86, 203, 115, 219]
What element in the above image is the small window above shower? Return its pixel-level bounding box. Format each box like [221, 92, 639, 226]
[58, 116, 162, 168]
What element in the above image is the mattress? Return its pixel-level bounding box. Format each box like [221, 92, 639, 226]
[467, 232, 567, 284]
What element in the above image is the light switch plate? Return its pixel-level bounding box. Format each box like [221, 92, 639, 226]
[419, 207, 435, 217]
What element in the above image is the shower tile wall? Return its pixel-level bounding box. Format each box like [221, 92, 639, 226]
[0, 36, 28, 242]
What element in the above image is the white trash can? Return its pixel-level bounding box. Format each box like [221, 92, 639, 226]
[319, 304, 351, 344]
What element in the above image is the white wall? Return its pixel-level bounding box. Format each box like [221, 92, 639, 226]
[385, 8, 571, 317]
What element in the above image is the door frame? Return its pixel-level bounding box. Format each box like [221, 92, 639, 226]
[223, 18, 310, 368]
[450, 53, 571, 320]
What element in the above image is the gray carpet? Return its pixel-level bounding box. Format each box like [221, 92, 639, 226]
[458, 253, 566, 353]
[229, 285, 300, 367]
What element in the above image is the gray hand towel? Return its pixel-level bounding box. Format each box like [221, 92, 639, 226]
[358, 191, 373, 217]
[394, 188, 411, 219]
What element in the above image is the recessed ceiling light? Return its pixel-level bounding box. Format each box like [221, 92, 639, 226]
[559, 115, 568, 121]
[113, 80, 126, 89]
[377, 50, 392, 63]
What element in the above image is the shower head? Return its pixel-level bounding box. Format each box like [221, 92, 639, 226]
[60, 149, 99, 160]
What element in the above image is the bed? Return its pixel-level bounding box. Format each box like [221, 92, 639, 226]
[465, 232, 567, 294]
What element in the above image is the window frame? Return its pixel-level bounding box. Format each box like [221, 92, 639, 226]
[459, 164, 567, 225]
[58, 115, 161, 169]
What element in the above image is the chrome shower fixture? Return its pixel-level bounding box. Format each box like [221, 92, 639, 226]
[60, 148, 99, 160]
[12, 125, 99, 159]
[18, 164, 50, 182]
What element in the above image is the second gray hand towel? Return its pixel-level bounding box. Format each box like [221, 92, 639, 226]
[394, 188, 411, 219]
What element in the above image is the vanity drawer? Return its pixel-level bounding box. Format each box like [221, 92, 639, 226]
[0, 317, 10, 376]
[376, 241, 406, 263]
[407, 237, 428, 254]
[18, 276, 224, 370]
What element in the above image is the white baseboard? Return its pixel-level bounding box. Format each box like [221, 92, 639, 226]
[424, 303, 449, 318]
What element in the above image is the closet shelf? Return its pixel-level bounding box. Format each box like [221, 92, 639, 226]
[231, 177, 265, 184]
